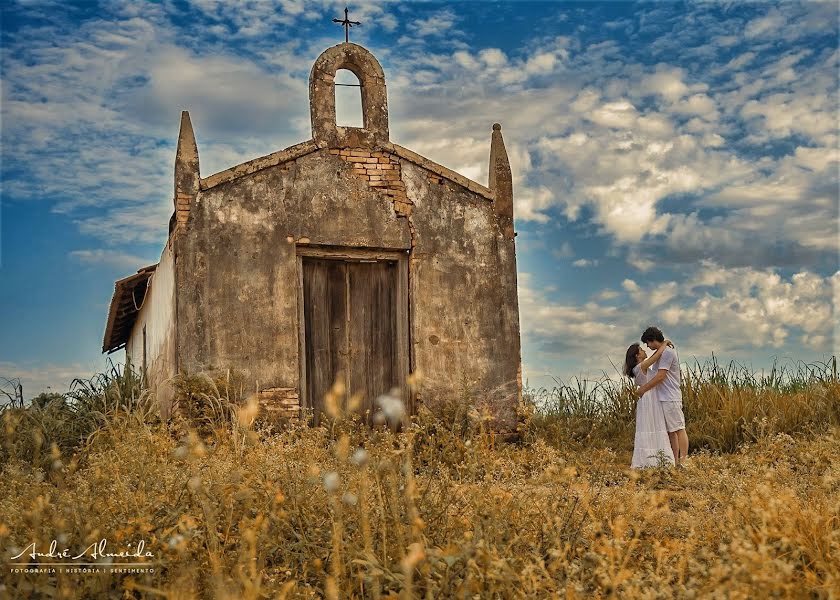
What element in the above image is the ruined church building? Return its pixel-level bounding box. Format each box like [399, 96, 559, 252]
[102, 42, 522, 430]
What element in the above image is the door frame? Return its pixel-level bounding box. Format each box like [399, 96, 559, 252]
[296, 245, 411, 419]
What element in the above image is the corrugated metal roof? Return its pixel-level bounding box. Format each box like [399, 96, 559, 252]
[101, 264, 158, 354]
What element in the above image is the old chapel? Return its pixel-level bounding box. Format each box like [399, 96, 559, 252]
[102, 42, 522, 430]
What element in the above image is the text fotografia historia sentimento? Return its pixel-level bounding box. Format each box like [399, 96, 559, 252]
[8, 538, 156, 574]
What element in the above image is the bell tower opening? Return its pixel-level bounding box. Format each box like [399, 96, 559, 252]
[335, 69, 363, 128]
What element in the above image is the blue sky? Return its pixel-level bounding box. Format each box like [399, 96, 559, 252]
[1, 0, 838, 397]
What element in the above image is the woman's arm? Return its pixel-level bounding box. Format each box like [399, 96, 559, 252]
[638, 340, 673, 373]
[638, 369, 667, 396]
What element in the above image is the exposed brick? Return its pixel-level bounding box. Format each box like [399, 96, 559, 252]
[329, 149, 340, 155]
[350, 149, 371, 157]
[258, 387, 301, 421]
[394, 201, 413, 216]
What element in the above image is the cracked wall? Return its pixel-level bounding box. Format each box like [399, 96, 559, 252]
[175, 146, 520, 430]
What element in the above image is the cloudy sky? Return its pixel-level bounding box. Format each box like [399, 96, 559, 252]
[1, 0, 837, 396]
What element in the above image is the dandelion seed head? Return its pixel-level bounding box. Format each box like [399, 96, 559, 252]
[323, 471, 340, 493]
[375, 393, 405, 425]
[351, 448, 369, 467]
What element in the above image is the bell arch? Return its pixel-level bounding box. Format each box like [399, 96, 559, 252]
[309, 42, 389, 148]
[335, 69, 363, 127]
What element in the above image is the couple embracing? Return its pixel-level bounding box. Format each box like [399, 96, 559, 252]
[624, 326, 689, 468]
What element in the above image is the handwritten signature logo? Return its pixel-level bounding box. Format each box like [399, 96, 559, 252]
[10, 539, 154, 563]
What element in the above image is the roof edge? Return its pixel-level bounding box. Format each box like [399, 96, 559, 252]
[102, 264, 158, 354]
[384, 143, 495, 201]
[198, 138, 496, 202]
[200, 139, 322, 191]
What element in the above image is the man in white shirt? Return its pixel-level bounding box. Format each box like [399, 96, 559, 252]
[636, 326, 689, 466]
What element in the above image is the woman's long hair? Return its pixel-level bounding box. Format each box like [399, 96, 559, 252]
[624, 343, 641, 379]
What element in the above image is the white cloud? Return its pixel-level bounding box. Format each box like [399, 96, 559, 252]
[640, 66, 689, 101]
[520, 264, 836, 383]
[665, 264, 837, 351]
[745, 10, 787, 39]
[408, 8, 459, 38]
[0, 360, 103, 399]
[552, 242, 574, 259]
[671, 94, 719, 119]
[515, 186, 554, 223]
[597, 289, 620, 301]
[479, 48, 508, 68]
[622, 279, 640, 293]
[589, 100, 639, 129]
[70, 249, 156, 270]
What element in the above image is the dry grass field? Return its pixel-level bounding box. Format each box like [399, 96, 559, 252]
[1, 358, 838, 598]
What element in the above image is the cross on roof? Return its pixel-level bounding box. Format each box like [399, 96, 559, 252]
[332, 7, 361, 43]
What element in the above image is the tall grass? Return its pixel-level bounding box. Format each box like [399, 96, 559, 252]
[0, 358, 838, 597]
[0, 359, 151, 472]
[525, 356, 840, 453]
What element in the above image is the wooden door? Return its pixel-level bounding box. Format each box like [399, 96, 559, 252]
[302, 258, 348, 425]
[302, 257, 402, 424]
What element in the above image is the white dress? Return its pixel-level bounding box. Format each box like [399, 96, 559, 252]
[631, 364, 676, 468]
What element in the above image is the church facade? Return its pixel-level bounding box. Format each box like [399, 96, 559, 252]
[102, 42, 522, 430]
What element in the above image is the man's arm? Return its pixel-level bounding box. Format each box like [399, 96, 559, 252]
[637, 369, 667, 396]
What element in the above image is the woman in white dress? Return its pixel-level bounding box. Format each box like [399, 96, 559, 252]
[624, 341, 676, 468]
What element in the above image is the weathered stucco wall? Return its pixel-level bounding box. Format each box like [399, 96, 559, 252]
[402, 160, 521, 429]
[127, 241, 177, 417]
[175, 145, 521, 429]
[175, 148, 410, 390]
